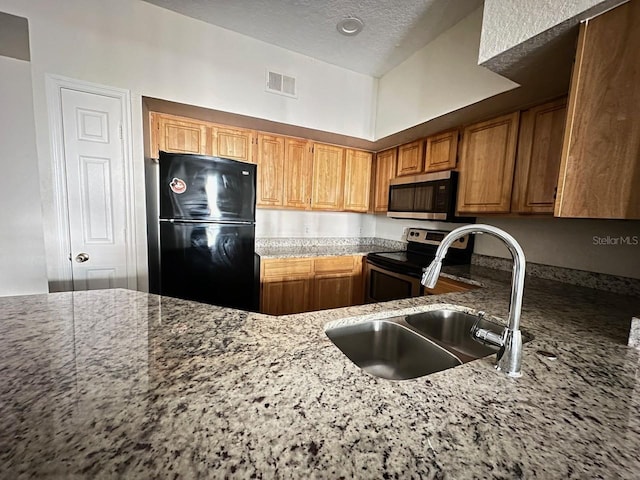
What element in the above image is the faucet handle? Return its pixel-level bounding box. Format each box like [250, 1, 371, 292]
[471, 311, 505, 348]
[470, 311, 485, 336]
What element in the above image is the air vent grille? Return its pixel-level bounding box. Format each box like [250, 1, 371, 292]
[266, 69, 297, 98]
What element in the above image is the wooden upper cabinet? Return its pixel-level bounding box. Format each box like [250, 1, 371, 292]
[211, 125, 255, 163]
[373, 148, 397, 212]
[256, 133, 285, 207]
[343, 149, 373, 212]
[156, 114, 207, 156]
[512, 98, 567, 214]
[457, 112, 520, 214]
[311, 143, 345, 210]
[283, 138, 312, 209]
[396, 140, 425, 176]
[555, 1, 640, 219]
[424, 129, 458, 173]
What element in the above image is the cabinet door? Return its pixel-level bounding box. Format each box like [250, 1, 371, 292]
[256, 134, 285, 207]
[457, 112, 520, 214]
[373, 148, 397, 212]
[212, 126, 255, 163]
[260, 258, 313, 315]
[555, 1, 640, 219]
[283, 138, 312, 209]
[156, 114, 207, 156]
[425, 129, 458, 173]
[311, 143, 344, 210]
[423, 276, 477, 295]
[312, 256, 361, 310]
[344, 149, 373, 212]
[396, 140, 425, 176]
[512, 99, 567, 214]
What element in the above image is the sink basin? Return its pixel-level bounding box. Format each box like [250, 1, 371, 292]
[326, 308, 533, 380]
[405, 309, 532, 360]
[405, 310, 501, 359]
[325, 320, 462, 380]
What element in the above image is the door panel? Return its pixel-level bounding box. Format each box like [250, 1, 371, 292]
[160, 222, 257, 310]
[159, 153, 256, 222]
[61, 88, 129, 290]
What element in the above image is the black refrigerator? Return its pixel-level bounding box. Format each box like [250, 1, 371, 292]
[152, 151, 259, 311]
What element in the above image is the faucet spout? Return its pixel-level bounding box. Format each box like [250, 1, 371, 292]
[421, 224, 526, 377]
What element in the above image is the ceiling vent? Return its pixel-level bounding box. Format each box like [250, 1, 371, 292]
[266, 69, 297, 98]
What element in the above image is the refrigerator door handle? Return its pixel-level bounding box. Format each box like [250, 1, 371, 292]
[159, 218, 254, 225]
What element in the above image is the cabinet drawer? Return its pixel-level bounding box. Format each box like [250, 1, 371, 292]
[314, 256, 356, 274]
[262, 258, 313, 278]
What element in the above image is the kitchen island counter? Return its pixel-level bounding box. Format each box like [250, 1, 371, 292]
[1, 265, 639, 478]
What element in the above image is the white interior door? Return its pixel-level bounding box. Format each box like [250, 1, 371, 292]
[61, 88, 129, 290]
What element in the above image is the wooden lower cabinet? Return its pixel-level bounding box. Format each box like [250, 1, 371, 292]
[424, 276, 478, 295]
[260, 255, 364, 315]
[313, 256, 363, 310]
[260, 258, 313, 315]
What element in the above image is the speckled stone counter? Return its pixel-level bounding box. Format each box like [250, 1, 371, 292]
[1, 265, 640, 478]
[256, 236, 404, 259]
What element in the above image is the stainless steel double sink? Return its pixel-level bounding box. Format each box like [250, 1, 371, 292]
[325, 309, 531, 380]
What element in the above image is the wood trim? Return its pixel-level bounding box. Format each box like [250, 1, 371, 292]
[555, 20, 588, 217]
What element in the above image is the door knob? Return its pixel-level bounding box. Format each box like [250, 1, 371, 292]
[75, 253, 90, 263]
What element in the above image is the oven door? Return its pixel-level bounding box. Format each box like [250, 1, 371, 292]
[364, 262, 422, 303]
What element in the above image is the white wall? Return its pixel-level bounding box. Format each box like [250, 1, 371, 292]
[257, 210, 375, 238]
[479, 0, 623, 65]
[0, 56, 48, 296]
[375, 7, 518, 139]
[0, 0, 377, 290]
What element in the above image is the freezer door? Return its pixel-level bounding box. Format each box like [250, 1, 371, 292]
[160, 222, 258, 311]
[160, 152, 256, 222]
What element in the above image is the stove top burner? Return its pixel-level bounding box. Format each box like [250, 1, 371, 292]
[366, 227, 474, 277]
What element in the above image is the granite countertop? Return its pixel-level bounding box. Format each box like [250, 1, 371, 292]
[1, 265, 640, 478]
[255, 237, 404, 259]
[256, 244, 391, 258]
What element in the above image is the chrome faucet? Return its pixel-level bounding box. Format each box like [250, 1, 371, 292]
[421, 224, 526, 378]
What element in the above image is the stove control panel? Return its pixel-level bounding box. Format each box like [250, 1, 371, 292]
[406, 228, 469, 250]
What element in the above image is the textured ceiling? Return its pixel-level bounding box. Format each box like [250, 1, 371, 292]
[142, 0, 483, 77]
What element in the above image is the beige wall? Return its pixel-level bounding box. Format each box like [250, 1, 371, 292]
[375, 7, 518, 139]
[374, 215, 640, 279]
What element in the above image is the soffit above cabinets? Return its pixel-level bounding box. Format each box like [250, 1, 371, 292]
[141, 0, 482, 77]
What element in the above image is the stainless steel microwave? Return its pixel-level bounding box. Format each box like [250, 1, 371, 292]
[387, 170, 461, 221]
